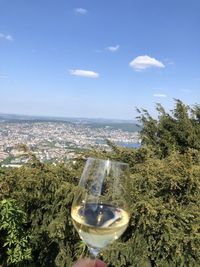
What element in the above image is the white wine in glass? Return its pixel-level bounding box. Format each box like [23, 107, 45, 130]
[71, 158, 130, 258]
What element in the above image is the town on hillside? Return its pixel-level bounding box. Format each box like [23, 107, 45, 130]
[0, 118, 140, 167]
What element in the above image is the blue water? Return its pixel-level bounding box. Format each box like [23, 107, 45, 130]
[96, 139, 141, 148]
[116, 142, 141, 148]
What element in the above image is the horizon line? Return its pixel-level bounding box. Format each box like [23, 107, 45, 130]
[0, 112, 136, 123]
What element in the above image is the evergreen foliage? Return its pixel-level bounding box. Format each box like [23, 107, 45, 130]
[0, 100, 200, 266]
[137, 99, 200, 157]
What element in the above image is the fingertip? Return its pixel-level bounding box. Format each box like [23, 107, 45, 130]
[95, 259, 107, 267]
[72, 258, 107, 267]
[72, 259, 95, 267]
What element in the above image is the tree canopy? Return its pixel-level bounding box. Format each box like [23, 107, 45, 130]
[0, 100, 200, 266]
[137, 99, 200, 157]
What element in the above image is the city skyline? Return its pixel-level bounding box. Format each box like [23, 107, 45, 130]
[0, 0, 200, 119]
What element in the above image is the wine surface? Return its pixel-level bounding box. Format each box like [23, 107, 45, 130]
[71, 203, 129, 249]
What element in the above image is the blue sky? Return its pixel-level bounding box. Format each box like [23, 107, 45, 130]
[0, 0, 199, 120]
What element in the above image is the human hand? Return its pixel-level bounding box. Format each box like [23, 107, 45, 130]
[72, 258, 107, 267]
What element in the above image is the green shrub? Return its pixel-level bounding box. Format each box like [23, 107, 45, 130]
[0, 199, 32, 266]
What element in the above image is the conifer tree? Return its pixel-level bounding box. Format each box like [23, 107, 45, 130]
[0, 100, 200, 266]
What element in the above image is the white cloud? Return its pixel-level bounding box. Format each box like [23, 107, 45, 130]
[0, 33, 13, 41]
[153, 93, 167, 98]
[5, 34, 13, 41]
[129, 55, 165, 71]
[74, 8, 88, 15]
[69, 69, 99, 78]
[106, 45, 120, 52]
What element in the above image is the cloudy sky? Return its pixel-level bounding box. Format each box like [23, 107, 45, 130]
[0, 0, 199, 119]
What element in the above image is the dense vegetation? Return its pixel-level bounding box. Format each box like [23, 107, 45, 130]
[0, 100, 200, 266]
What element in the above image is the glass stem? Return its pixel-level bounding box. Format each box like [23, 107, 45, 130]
[88, 246, 100, 259]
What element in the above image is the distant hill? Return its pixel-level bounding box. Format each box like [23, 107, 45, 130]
[86, 122, 141, 132]
[0, 113, 141, 132]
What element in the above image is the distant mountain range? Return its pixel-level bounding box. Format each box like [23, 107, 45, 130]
[0, 113, 141, 132]
[0, 113, 137, 124]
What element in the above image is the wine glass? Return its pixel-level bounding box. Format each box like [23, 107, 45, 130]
[71, 157, 130, 259]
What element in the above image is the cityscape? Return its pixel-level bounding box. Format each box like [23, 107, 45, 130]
[0, 116, 140, 167]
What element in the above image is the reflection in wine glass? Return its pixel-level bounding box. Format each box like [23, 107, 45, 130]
[71, 157, 130, 258]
